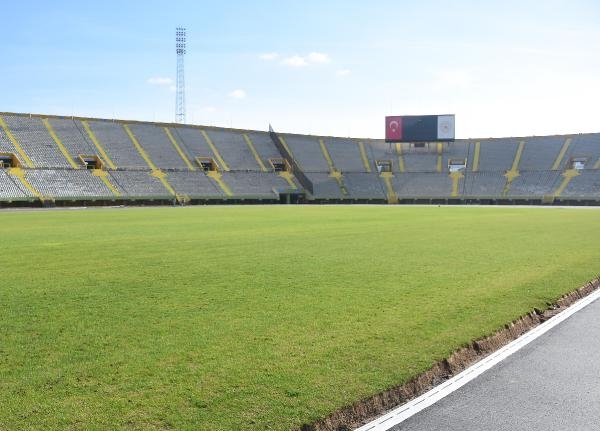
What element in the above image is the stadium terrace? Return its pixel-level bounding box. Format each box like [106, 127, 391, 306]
[0, 112, 599, 207]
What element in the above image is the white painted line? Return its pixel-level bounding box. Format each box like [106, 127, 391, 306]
[355, 287, 600, 431]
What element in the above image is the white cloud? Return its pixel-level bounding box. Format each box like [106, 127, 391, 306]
[307, 52, 330, 64]
[259, 52, 278, 60]
[281, 52, 332, 68]
[336, 69, 351, 76]
[147, 77, 173, 86]
[229, 89, 247, 99]
[202, 106, 217, 113]
[281, 55, 309, 67]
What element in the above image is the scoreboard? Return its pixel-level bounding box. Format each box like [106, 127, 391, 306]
[385, 114, 455, 143]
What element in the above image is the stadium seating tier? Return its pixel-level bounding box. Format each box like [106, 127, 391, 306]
[0, 113, 598, 204]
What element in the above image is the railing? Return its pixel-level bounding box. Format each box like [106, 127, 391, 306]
[269, 126, 313, 194]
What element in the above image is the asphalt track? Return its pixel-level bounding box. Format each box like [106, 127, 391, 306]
[389, 295, 600, 431]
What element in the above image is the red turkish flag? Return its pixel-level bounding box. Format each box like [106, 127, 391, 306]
[386, 116, 403, 142]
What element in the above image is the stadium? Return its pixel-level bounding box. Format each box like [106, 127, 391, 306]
[2, 2, 600, 431]
[1, 112, 599, 206]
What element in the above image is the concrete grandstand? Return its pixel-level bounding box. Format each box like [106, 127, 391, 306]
[0, 112, 599, 206]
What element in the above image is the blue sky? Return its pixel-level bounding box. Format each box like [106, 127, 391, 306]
[2, 0, 600, 138]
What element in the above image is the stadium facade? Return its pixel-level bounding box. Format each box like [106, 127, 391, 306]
[0, 112, 599, 207]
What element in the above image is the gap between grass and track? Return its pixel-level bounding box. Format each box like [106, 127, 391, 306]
[354, 280, 600, 431]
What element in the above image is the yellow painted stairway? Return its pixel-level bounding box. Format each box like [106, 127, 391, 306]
[164, 127, 195, 170]
[278, 171, 298, 189]
[380, 172, 399, 204]
[319, 139, 348, 196]
[243, 134, 268, 172]
[395, 143, 405, 173]
[123, 124, 177, 197]
[450, 171, 464, 197]
[150, 170, 177, 196]
[201, 130, 230, 171]
[42, 118, 80, 169]
[502, 140, 525, 196]
[278, 136, 300, 169]
[358, 142, 372, 172]
[123, 124, 158, 170]
[8, 167, 45, 201]
[552, 138, 572, 171]
[206, 171, 233, 196]
[472, 141, 480, 172]
[554, 169, 580, 197]
[81, 120, 116, 169]
[0, 116, 35, 168]
[92, 169, 121, 197]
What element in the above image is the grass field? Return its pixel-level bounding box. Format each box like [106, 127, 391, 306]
[1, 205, 599, 430]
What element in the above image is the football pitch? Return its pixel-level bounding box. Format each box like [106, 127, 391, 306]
[1, 205, 599, 430]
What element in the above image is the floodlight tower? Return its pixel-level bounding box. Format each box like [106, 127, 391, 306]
[175, 27, 186, 124]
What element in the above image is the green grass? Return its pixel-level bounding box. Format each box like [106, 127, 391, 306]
[1, 206, 599, 430]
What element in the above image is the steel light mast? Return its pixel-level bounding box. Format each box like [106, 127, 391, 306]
[175, 27, 186, 124]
